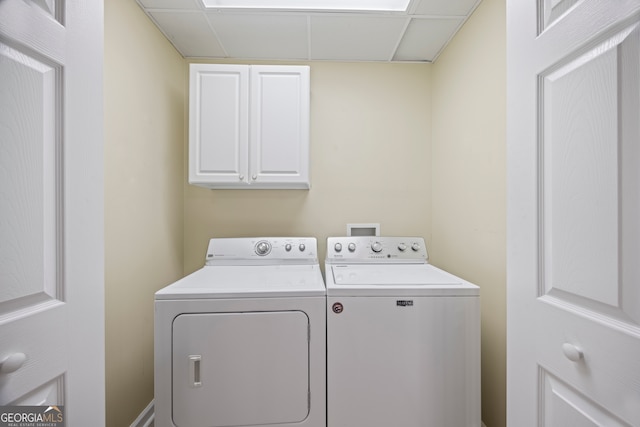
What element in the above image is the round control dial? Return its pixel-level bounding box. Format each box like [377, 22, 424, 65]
[285, 243, 292, 252]
[299, 243, 306, 252]
[371, 242, 383, 253]
[334, 243, 342, 252]
[398, 243, 407, 252]
[348, 242, 356, 252]
[411, 242, 421, 252]
[255, 241, 272, 256]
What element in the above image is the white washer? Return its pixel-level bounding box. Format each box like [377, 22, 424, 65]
[155, 237, 326, 427]
[326, 236, 481, 427]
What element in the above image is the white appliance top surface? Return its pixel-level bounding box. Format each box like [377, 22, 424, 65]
[327, 263, 479, 296]
[156, 264, 325, 300]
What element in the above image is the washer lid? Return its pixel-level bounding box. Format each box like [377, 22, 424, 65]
[155, 264, 325, 300]
[328, 264, 479, 296]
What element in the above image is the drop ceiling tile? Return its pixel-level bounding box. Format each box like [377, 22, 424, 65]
[208, 13, 308, 59]
[149, 11, 226, 57]
[393, 17, 462, 61]
[310, 15, 408, 61]
[412, 0, 479, 16]
[138, 0, 201, 10]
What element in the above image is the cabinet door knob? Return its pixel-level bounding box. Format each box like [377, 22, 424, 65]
[0, 352, 26, 374]
[562, 343, 584, 362]
[252, 175, 257, 181]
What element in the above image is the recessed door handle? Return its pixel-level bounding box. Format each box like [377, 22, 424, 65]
[189, 355, 202, 387]
[562, 343, 584, 362]
[0, 353, 26, 374]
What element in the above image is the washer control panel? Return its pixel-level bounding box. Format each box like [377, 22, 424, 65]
[206, 237, 318, 264]
[326, 236, 428, 263]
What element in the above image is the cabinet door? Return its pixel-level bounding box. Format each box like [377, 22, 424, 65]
[189, 64, 249, 186]
[250, 65, 310, 189]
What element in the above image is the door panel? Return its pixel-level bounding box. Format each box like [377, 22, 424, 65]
[172, 311, 310, 427]
[541, 369, 628, 427]
[540, 23, 640, 324]
[10, 376, 64, 406]
[0, 41, 60, 312]
[508, 0, 640, 425]
[538, 0, 581, 33]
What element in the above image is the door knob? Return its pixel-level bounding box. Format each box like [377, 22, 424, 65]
[562, 343, 584, 362]
[0, 352, 26, 374]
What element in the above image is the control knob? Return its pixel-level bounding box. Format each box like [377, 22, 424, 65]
[299, 243, 306, 252]
[398, 243, 407, 252]
[348, 242, 356, 252]
[256, 241, 271, 256]
[334, 243, 342, 252]
[371, 242, 383, 253]
[411, 242, 421, 252]
[285, 243, 292, 252]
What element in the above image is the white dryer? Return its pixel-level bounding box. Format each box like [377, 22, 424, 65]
[155, 237, 326, 427]
[325, 236, 481, 427]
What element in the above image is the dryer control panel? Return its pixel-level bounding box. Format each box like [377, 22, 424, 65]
[326, 236, 428, 263]
[206, 237, 318, 265]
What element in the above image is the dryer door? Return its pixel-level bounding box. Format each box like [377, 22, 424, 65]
[172, 311, 310, 427]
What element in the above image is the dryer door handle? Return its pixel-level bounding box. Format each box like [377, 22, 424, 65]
[189, 355, 202, 388]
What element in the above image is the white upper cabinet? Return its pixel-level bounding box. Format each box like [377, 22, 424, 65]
[189, 64, 310, 189]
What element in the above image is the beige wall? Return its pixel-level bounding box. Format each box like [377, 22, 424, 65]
[105, 1, 506, 425]
[431, 0, 507, 426]
[104, 0, 185, 425]
[184, 61, 433, 273]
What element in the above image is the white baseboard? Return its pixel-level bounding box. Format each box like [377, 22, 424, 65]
[130, 400, 154, 427]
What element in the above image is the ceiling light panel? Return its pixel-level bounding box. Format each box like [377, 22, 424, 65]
[201, 0, 410, 12]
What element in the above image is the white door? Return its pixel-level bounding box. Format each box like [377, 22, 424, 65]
[0, 0, 104, 424]
[508, 1, 640, 425]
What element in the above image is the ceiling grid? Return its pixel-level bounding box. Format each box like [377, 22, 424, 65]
[136, 0, 482, 62]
